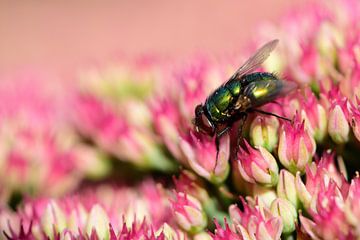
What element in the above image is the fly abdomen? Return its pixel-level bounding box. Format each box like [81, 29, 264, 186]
[242, 72, 286, 108]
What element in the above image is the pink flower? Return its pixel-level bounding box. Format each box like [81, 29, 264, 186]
[235, 140, 279, 186]
[297, 89, 328, 142]
[171, 192, 207, 234]
[278, 114, 316, 174]
[212, 219, 242, 240]
[300, 181, 352, 239]
[179, 131, 230, 184]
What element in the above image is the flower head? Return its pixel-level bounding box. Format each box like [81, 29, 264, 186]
[278, 113, 316, 174]
[227, 198, 283, 240]
[1, 180, 178, 239]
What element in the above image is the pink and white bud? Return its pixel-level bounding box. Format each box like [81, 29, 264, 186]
[236, 140, 279, 186]
[298, 89, 328, 142]
[270, 198, 298, 235]
[251, 185, 277, 208]
[172, 192, 207, 234]
[277, 169, 300, 209]
[249, 116, 280, 152]
[85, 204, 110, 239]
[41, 201, 67, 238]
[180, 131, 230, 184]
[328, 98, 351, 144]
[278, 114, 316, 174]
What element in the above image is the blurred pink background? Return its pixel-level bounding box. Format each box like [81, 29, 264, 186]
[0, 0, 305, 75]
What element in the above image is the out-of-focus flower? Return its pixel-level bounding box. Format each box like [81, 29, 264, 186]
[1, 180, 180, 239]
[173, 170, 210, 204]
[74, 94, 175, 171]
[277, 169, 300, 209]
[172, 192, 207, 234]
[270, 198, 298, 235]
[180, 131, 230, 184]
[249, 115, 279, 152]
[278, 114, 316, 174]
[0, 74, 109, 202]
[235, 140, 279, 186]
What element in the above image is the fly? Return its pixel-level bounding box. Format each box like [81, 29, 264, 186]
[193, 39, 297, 156]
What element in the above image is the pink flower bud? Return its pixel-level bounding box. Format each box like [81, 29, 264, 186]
[172, 192, 207, 234]
[278, 114, 316, 174]
[249, 116, 280, 152]
[327, 96, 351, 144]
[277, 169, 300, 209]
[270, 198, 298, 235]
[236, 140, 279, 186]
[298, 89, 328, 142]
[180, 131, 230, 184]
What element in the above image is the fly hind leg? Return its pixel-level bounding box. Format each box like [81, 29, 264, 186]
[234, 113, 248, 156]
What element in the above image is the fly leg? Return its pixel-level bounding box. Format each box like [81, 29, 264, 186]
[236, 113, 248, 152]
[251, 109, 291, 122]
[215, 126, 231, 160]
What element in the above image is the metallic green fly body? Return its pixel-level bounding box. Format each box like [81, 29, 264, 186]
[193, 39, 297, 153]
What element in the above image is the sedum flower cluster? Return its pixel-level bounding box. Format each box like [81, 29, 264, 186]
[1, 0, 360, 239]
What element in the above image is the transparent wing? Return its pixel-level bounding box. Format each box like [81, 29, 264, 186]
[230, 39, 279, 80]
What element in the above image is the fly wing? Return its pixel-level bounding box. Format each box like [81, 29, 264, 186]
[230, 39, 279, 80]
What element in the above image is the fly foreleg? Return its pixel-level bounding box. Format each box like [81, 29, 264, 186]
[215, 125, 232, 160]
